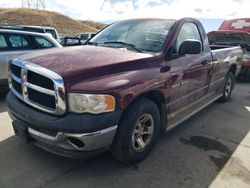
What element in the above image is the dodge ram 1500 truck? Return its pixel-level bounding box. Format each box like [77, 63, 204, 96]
[7, 18, 243, 164]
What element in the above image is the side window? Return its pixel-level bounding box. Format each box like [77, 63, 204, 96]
[9, 35, 31, 49]
[33, 36, 54, 49]
[0, 34, 8, 50]
[174, 23, 202, 54]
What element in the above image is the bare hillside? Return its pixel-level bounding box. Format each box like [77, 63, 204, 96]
[0, 8, 106, 35]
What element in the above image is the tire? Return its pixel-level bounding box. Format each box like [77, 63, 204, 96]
[218, 72, 235, 102]
[110, 98, 161, 164]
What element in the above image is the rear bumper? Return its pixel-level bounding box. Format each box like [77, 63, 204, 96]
[7, 92, 122, 158]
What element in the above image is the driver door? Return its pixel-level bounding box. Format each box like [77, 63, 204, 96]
[168, 22, 211, 114]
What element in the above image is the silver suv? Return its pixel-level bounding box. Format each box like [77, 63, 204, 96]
[0, 25, 60, 42]
[0, 29, 62, 94]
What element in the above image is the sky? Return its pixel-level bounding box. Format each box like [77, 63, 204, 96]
[0, 0, 249, 32]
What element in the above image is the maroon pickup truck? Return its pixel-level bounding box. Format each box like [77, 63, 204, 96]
[7, 18, 243, 164]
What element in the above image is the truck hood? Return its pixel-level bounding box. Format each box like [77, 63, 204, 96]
[208, 30, 250, 47]
[17, 46, 154, 83]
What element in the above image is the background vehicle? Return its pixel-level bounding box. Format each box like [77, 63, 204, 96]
[60, 36, 82, 47]
[7, 18, 242, 164]
[0, 25, 60, 42]
[75, 32, 96, 44]
[208, 18, 250, 80]
[0, 29, 62, 94]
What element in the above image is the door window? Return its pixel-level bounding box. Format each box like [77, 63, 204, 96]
[33, 36, 54, 48]
[174, 23, 202, 54]
[9, 35, 31, 49]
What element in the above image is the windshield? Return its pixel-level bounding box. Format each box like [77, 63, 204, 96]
[89, 19, 175, 53]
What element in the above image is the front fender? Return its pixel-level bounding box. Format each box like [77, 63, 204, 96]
[67, 67, 171, 111]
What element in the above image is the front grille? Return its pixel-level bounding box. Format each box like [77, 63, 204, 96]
[9, 59, 66, 115]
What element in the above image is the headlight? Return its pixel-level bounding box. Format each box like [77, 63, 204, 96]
[68, 93, 116, 114]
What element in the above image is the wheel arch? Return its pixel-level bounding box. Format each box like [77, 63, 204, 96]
[122, 90, 168, 129]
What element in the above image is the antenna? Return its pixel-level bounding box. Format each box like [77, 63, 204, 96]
[22, 0, 46, 9]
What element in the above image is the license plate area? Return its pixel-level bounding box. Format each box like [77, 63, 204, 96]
[12, 120, 30, 142]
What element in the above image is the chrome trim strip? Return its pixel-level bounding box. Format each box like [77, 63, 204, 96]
[25, 82, 55, 96]
[65, 126, 118, 137]
[28, 125, 118, 151]
[28, 128, 56, 141]
[11, 74, 21, 83]
[10, 86, 22, 99]
[9, 59, 66, 115]
[21, 68, 28, 100]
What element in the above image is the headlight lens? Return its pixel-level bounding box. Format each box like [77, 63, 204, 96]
[68, 93, 116, 114]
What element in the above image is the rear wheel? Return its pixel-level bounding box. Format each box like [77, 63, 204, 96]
[218, 72, 235, 102]
[110, 98, 160, 164]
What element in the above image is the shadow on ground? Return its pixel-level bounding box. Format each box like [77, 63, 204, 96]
[0, 92, 7, 113]
[0, 83, 249, 188]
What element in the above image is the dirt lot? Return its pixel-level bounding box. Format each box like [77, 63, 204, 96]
[0, 82, 250, 188]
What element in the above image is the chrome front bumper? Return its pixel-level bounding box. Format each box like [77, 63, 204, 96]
[28, 126, 118, 152]
[7, 92, 122, 158]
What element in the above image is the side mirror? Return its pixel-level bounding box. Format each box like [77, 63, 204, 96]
[63, 37, 81, 47]
[179, 39, 202, 55]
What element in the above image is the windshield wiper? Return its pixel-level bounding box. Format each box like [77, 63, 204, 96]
[103, 41, 143, 53]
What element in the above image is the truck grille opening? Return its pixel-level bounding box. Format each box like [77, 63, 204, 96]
[9, 60, 66, 115]
[10, 63, 21, 77]
[27, 71, 54, 90]
[12, 79, 22, 94]
[28, 88, 56, 109]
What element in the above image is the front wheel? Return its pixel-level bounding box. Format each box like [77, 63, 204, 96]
[218, 72, 235, 102]
[110, 98, 160, 164]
